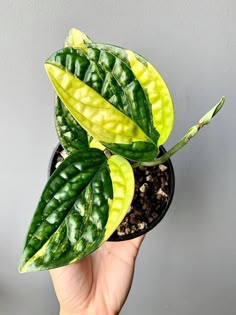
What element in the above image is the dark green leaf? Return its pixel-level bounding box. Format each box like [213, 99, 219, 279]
[55, 97, 89, 153]
[19, 148, 112, 272]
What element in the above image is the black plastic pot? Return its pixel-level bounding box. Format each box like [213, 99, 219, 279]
[48, 144, 175, 242]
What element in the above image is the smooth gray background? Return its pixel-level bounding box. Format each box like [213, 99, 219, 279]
[0, 1, 235, 314]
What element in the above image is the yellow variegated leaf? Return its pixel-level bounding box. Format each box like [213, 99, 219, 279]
[65, 29, 106, 153]
[45, 63, 152, 145]
[89, 138, 106, 150]
[65, 28, 92, 48]
[127, 50, 174, 145]
[104, 155, 134, 241]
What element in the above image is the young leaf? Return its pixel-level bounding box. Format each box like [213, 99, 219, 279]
[140, 97, 225, 166]
[19, 148, 134, 272]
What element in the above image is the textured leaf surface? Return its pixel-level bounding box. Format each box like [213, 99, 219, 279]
[51, 29, 174, 158]
[45, 61, 158, 161]
[64, 29, 160, 144]
[55, 97, 89, 152]
[104, 155, 134, 240]
[126, 50, 174, 145]
[19, 148, 134, 272]
[19, 149, 112, 272]
[55, 29, 92, 152]
[84, 45, 159, 143]
[87, 42, 174, 145]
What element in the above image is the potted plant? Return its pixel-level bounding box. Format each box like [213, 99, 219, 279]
[19, 28, 224, 273]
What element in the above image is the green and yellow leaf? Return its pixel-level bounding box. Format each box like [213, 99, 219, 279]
[104, 155, 134, 240]
[65, 28, 92, 47]
[126, 50, 174, 145]
[19, 149, 134, 272]
[86, 42, 174, 145]
[45, 61, 158, 161]
[55, 96, 89, 152]
[50, 30, 174, 157]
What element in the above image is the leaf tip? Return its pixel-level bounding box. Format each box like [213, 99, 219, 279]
[44, 62, 54, 76]
[215, 95, 225, 110]
[44, 62, 61, 88]
[18, 258, 40, 273]
[18, 260, 27, 274]
[18, 253, 30, 273]
[66, 28, 92, 47]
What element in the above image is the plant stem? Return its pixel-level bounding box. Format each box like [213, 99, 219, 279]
[137, 96, 225, 167]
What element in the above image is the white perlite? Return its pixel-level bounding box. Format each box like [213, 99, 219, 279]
[159, 164, 168, 172]
[156, 188, 168, 199]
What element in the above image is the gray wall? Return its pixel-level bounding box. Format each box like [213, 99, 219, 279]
[0, 1, 235, 314]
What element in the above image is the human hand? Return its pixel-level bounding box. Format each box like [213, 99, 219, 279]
[50, 236, 145, 315]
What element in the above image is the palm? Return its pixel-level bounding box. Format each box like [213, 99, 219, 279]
[50, 236, 144, 315]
